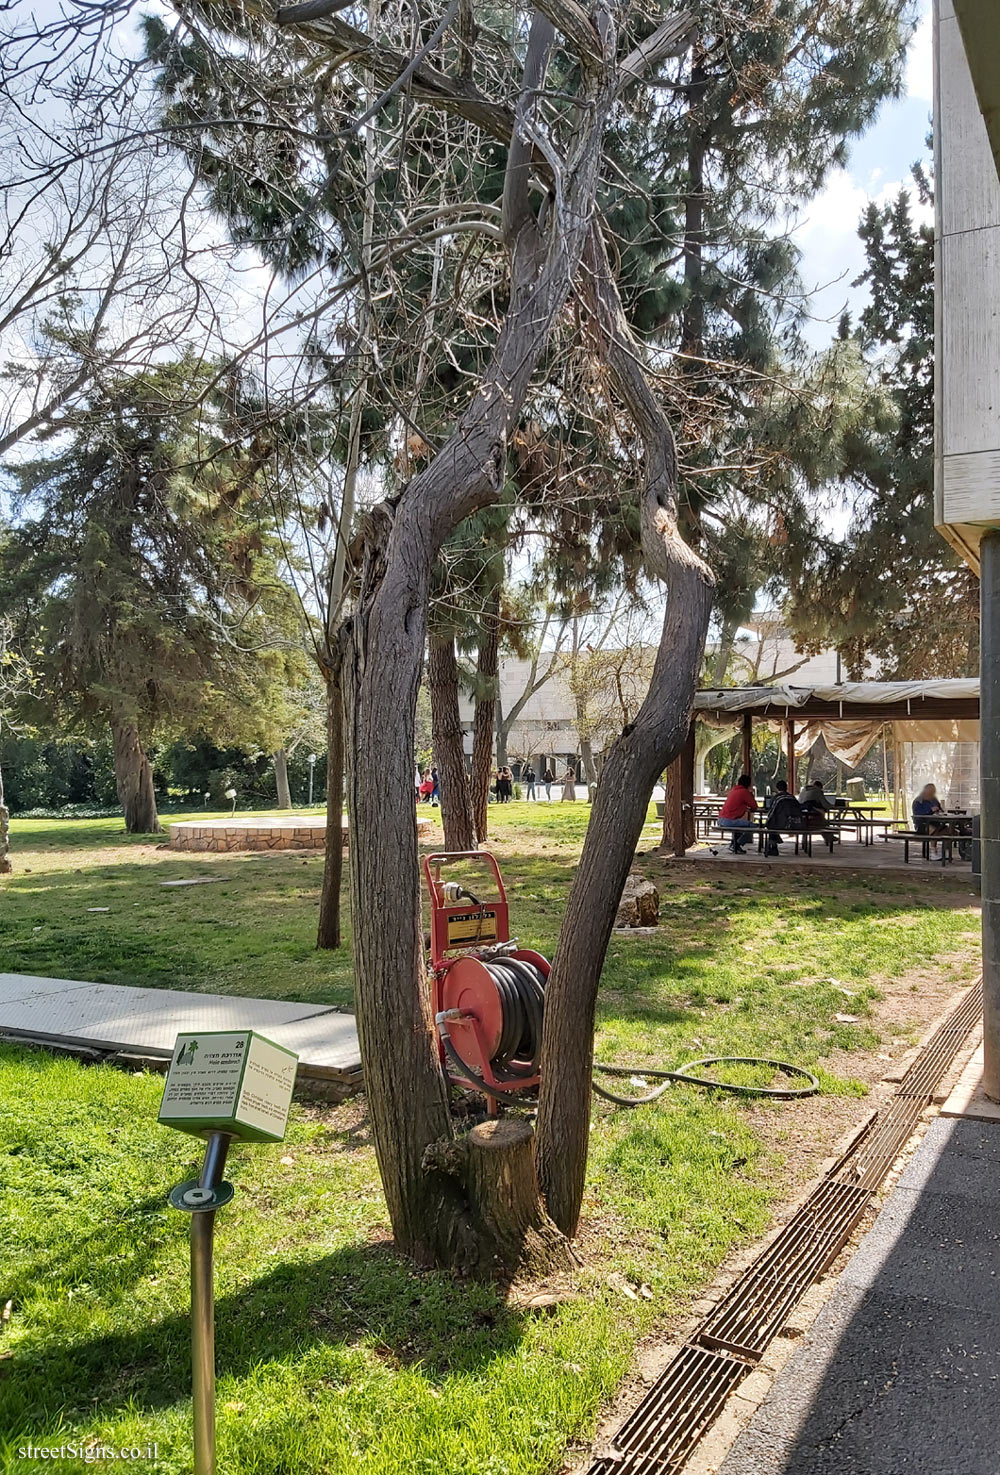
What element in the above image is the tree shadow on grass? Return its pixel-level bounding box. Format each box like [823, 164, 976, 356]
[0, 1241, 528, 1433]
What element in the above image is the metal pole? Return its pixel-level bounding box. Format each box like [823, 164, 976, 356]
[982, 531, 1000, 1101]
[741, 711, 753, 779]
[191, 1133, 230, 1475]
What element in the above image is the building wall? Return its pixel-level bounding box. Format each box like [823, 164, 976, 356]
[934, 0, 1000, 567]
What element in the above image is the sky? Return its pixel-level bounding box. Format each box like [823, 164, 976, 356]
[792, 0, 933, 347]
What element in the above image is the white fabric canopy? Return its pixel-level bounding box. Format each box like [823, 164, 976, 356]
[695, 679, 979, 714]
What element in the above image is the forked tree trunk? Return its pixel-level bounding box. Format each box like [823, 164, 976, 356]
[273, 748, 293, 809]
[428, 632, 477, 851]
[534, 223, 715, 1236]
[337, 8, 613, 1272]
[317, 657, 345, 951]
[111, 720, 161, 834]
[471, 586, 500, 842]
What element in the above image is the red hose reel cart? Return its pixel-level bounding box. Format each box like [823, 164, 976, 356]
[424, 851, 550, 1111]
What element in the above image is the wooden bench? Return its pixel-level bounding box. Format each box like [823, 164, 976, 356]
[887, 829, 959, 864]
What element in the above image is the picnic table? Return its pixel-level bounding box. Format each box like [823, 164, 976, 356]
[888, 813, 975, 865]
[714, 815, 854, 857]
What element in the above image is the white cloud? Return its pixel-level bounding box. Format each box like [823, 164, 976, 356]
[905, 6, 933, 104]
[790, 163, 932, 345]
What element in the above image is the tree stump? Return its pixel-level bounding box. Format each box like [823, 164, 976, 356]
[423, 1119, 572, 1281]
[614, 873, 659, 928]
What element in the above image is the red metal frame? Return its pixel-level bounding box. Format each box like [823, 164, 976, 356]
[423, 850, 510, 969]
[423, 851, 548, 1106]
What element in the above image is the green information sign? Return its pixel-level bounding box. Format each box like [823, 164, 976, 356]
[158, 1030, 298, 1143]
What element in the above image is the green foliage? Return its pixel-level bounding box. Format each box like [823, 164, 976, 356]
[0, 356, 303, 754]
[784, 163, 979, 676]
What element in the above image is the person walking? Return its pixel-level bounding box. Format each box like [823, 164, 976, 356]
[524, 764, 537, 801]
[543, 766, 554, 801]
[499, 766, 513, 803]
[431, 766, 440, 807]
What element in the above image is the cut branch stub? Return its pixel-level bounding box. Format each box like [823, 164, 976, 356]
[424, 1119, 573, 1280]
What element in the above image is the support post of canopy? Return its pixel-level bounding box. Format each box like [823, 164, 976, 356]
[981, 531, 1000, 1101]
[741, 710, 753, 779]
[786, 720, 796, 794]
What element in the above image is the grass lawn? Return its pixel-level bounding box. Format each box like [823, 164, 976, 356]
[0, 806, 982, 1474]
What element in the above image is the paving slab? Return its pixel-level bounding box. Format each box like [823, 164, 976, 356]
[0, 972, 361, 1085]
[941, 1043, 1000, 1123]
[720, 1115, 1000, 1475]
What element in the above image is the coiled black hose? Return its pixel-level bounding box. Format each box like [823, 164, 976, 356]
[438, 957, 819, 1105]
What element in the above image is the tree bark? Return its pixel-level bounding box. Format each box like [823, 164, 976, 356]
[317, 657, 345, 950]
[429, 631, 477, 851]
[273, 748, 293, 809]
[580, 736, 598, 785]
[423, 1119, 571, 1280]
[339, 12, 615, 1269]
[534, 223, 715, 1236]
[111, 720, 161, 833]
[471, 585, 500, 843]
[494, 693, 507, 770]
[659, 726, 695, 852]
[0, 752, 10, 876]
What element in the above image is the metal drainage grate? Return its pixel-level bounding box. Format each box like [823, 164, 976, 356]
[588, 980, 983, 1475]
[590, 1345, 750, 1475]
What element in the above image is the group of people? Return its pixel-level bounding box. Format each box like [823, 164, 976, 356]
[718, 774, 837, 855]
[416, 758, 582, 807]
[495, 764, 568, 801]
[416, 767, 439, 805]
[719, 775, 958, 858]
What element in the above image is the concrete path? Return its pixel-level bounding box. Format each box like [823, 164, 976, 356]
[0, 973, 361, 1096]
[720, 1112, 1000, 1475]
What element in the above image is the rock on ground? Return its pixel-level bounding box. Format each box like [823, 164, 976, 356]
[615, 874, 659, 928]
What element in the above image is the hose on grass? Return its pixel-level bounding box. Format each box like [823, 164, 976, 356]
[438, 957, 820, 1106]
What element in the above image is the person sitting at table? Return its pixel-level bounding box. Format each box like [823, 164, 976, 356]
[718, 774, 758, 853]
[763, 781, 803, 856]
[798, 777, 834, 846]
[912, 783, 944, 836]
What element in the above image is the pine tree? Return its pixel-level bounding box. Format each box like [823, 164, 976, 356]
[1, 358, 298, 831]
[784, 164, 979, 676]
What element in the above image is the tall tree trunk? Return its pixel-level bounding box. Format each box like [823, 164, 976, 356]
[660, 758, 682, 853]
[534, 222, 715, 1236]
[471, 585, 500, 843]
[0, 746, 10, 876]
[494, 694, 508, 770]
[429, 631, 477, 851]
[273, 748, 292, 809]
[336, 5, 612, 1270]
[659, 727, 696, 852]
[579, 736, 598, 785]
[111, 720, 161, 833]
[317, 656, 345, 950]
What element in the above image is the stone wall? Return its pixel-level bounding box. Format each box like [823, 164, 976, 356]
[169, 815, 433, 853]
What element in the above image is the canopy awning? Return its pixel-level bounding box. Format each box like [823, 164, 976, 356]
[693, 680, 980, 724]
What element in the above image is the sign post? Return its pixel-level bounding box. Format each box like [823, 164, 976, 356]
[159, 1031, 298, 1475]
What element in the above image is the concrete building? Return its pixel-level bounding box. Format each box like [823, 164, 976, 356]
[454, 618, 849, 777]
[934, 0, 1000, 1096]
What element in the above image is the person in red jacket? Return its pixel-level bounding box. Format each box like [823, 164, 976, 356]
[718, 774, 758, 853]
